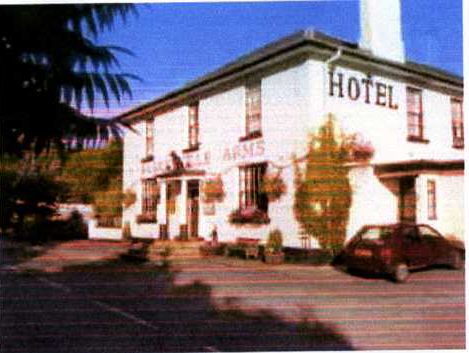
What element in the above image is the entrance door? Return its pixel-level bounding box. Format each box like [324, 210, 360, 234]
[399, 177, 416, 223]
[187, 180, 199, 238]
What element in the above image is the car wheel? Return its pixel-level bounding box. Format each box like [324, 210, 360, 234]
[393, 263, 409, 283]
[451, 250, 464, 270]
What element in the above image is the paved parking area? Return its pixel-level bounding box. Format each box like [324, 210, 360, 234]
[0, 240, 465, 352]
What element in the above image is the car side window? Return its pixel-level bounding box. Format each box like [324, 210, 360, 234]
[402, 226, 419, 242]
[418, 226, 441, 239]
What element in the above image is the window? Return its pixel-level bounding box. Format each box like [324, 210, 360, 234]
[145, 119, 154, 157]
[245, 82, 262, 137]
[239, 163, 268, 212]
[427, 180, 437, 220]
[406, 87, 424, 141]
[451, 98, 464, 148]
[418, 225, 441, 239]
[188, 103, 199, 149]
[360, 227, 393, 242]
[142, 179, 157, 217]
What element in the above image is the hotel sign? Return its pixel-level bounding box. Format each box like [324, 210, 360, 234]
[329, 71, 399, 110]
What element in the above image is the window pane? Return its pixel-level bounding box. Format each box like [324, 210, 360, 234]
[451, 99, 464, 146]
[146, 119, 154, 156]
[239, 164, 268, 212]
[406, 88, 423, 138]
[427, 180, 436, 220]
[246, 83, 262, 135]
[188, 104, 199, 147]
[142, 179, 157, 216]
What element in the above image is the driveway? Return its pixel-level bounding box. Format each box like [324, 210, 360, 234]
[1, 239, 465, 352]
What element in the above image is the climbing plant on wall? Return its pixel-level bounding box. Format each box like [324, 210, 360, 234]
[293, 114, 352, 255]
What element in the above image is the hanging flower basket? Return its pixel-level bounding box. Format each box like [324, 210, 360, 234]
[261, 172, 287, 202]
[123, 189, 137, 208]
[346, 134, 375, 161]
[202, 175, 225, 203]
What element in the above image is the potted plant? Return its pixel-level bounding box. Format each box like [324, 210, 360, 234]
[264, 229, 284, 265]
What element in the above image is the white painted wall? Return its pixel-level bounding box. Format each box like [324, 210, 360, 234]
[117, 56, 464, 246]
[415, 173, 464, 240]
[347, 166, 400, 241]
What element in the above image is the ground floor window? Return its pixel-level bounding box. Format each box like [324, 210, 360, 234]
[427, 180, 437, 220]
[142, 179, 158, 217]
[239, 163, 268, 212]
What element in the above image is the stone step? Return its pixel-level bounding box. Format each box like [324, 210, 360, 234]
[148, 241, 205, 260]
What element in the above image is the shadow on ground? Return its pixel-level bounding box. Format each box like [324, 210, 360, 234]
[2, 252, 354, 352]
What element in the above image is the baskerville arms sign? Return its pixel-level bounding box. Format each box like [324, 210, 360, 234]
[142, 139, 265, 178]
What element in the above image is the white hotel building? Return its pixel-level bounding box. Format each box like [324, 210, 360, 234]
[114, 1, 464, 247]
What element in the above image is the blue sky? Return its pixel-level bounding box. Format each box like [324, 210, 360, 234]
[93, 1, 462, 117]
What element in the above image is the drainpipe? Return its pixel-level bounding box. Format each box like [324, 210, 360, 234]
[322, 47, 343, 115]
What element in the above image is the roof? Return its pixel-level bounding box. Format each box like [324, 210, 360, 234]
[117, 30, 463, 123]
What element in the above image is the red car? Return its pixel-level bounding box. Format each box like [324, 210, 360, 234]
[339, 223, 464, 282]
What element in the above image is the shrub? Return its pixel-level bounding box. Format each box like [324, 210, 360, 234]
[199, 242, 227, 257]
[266, 229, 283, 254]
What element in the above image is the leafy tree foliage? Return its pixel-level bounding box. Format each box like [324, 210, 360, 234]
[294, 115, 352, 254]
[59, 141, 123, 226]
[58, 140, 122, 204]
[0, 4, 137, 157]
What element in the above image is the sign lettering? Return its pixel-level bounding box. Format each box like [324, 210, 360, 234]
[329, 71, 399, 110]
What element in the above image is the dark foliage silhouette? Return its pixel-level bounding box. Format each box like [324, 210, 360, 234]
[0, 4, 138, 157]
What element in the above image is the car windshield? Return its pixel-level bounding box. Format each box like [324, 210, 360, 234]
[360, 227, 393, 241]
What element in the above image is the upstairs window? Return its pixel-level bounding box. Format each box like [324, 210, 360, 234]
[142, 179, 157, 218]
[406, 87, 425, 141]
[239, 163, 268, 212]
[427, 180, 437, 220]
[145, 118, 154, 157]
[188, 103, 199, 149]
[451, 98, 464, 148]
[245, 82, 262, 138]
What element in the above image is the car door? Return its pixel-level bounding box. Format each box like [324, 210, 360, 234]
[401, 225, 430, 268]
[417, 225, 449, 265]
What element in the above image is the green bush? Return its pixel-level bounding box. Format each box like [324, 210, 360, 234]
[266, 229, 283, 254]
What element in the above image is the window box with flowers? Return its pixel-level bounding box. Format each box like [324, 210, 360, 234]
[136, 213, 157, 224]
[261, 172, 286, 202]
[228, 206, 270, 225]
[202, 175, 225, 203]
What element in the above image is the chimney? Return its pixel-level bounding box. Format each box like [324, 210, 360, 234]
[360, 0, 405, 63]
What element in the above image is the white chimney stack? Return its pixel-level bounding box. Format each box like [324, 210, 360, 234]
[360, 0, 405, 63]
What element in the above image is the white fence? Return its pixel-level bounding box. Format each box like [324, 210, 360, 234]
[88, 219, 122, 240]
